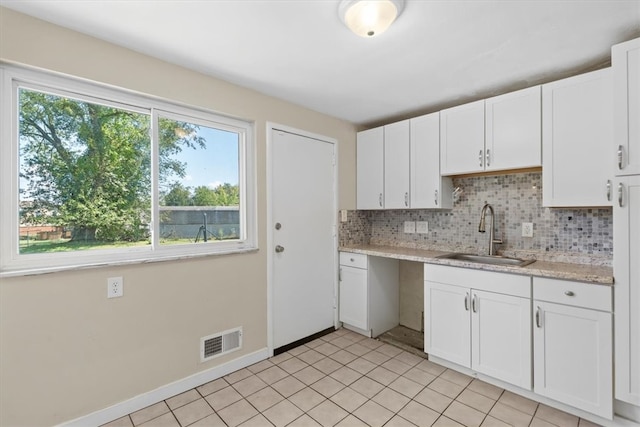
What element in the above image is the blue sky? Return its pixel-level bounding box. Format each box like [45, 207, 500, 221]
[172, 125, 239, 189]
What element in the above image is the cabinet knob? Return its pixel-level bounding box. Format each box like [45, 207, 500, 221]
[379, 193, 383, 207]
[486, 149, 491, 167]
[564, 290, 575, 297]
[434, 189, 438, 206]
[404, 192, 409, 207]
[479, 150, 483, 167]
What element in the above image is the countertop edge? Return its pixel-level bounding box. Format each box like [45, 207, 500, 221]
[339, 245, 614, 286]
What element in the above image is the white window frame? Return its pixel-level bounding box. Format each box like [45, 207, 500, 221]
[0, 65, 257, 276]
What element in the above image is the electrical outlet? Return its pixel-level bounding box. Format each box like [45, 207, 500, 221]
[522, 223, 534, 238]
[340, 209, 348, 223]
[416, 221, 429, 234]
[404, 221, 416, 234]
[107, 276, 123, 298]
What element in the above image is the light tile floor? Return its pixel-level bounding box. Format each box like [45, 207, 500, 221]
[103, 328, 601, 427]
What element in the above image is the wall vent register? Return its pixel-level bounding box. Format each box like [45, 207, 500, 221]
[200, 327, 242, 362]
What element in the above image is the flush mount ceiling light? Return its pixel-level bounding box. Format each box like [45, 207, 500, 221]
[339, 0, 405, 38]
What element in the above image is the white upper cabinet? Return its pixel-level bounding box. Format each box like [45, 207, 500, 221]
[411, 112, 453, 209]
[440, 99, 486, 175]
[357, 117, 451, 210]
[485, 86, 541, 171]
[542, 69, 613, 207]
[441, 88, 541, 176]
[356, 127, 384, 209]
[613, 37, 640, 176]
[384, 120, 411, 209]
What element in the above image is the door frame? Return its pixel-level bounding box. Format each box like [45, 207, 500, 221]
[266, 122, 339, 356]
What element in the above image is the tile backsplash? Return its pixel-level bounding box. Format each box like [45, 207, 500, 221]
[340, 171, 613, 266]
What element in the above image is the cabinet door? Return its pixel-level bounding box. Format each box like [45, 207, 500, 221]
[339, 266, 368, 331]
[613, 37, 640, 176]
[440, 100, 485, 175]
[357, 127, 384, 209]
[471, 290, 531, 389]
[425, 281, 471, 368]
[384, 120, 411, 209]
[614, 175, 640, 405]
[411, 112, 452, 209]
[485, 86, 541, 171]
[542, 69, 613, 207]
[533, 301, 612, 419]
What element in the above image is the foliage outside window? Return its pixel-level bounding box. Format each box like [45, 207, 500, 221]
[1, 66, 256, 275]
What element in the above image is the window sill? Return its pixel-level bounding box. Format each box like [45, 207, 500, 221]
[0, 246, 259, 278]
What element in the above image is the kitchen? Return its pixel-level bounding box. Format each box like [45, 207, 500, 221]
[0, 2, 639, 427]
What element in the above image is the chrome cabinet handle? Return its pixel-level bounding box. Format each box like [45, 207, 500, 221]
[464, 293, 469, 311]
[619, 182, 624, 207]
[472, 294, 478, 313]
[536, 306, 542, 328]
[275, 245, 285, 253]
[486, 149, 491, 168]
[379, 193, 383, 207]
[564, 290, 575, 296]
[434, 189, 438, 206]
[618, 145, 624, 170]
[606, 180, 612, 202]
[405, 192, 409, 207]
[479, 150, 483, 167]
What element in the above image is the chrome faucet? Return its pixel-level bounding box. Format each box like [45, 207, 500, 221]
[479, 202, 503, 255]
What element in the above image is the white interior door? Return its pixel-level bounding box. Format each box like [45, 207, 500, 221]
[271, 128, 336, 349]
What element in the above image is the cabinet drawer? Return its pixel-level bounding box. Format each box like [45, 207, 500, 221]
[533, 277, 611, 312]
[340, 252, 367, 269]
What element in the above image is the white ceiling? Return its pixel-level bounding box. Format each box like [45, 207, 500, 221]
[2, 0, 639, 126]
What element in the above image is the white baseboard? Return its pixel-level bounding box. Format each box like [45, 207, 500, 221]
[58, 348, 269, 427]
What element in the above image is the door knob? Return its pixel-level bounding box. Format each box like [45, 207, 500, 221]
[275, 245, 285, 253]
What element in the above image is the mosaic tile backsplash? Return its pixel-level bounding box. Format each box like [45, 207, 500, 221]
[340, 172, 613, 266]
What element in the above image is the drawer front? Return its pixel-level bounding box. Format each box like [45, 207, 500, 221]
[533, 277, 612, 312]
[424, 263, 530, 298]
[339, 252, 368, 269]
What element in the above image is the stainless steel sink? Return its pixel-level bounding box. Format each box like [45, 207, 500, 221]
[437, 253, 536, 267]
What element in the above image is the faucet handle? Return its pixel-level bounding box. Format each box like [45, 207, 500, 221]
[493, 233, 504, 245]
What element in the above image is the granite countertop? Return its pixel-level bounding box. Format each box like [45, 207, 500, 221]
[339, 244, 614, 285]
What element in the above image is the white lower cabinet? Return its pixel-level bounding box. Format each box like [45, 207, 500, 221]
[339, 252, 399, 337]
[425, 264, 532, 389]
[533, 277, 613, 419]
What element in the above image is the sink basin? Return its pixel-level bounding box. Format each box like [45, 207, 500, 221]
[437, 253, 536, 267]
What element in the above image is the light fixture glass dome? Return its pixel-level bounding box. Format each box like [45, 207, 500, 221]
[339, 0, 405, 38]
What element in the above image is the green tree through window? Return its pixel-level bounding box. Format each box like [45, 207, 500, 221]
[18, 88, 206, 251]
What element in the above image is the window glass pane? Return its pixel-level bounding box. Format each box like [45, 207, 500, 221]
[18, 88, 151, 254]
[158, 116, 240, 245]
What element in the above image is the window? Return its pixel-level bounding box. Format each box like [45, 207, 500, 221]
[1, 66, 256, 275]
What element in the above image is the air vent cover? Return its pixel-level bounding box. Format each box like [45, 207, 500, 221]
[200, 327, 242, 362]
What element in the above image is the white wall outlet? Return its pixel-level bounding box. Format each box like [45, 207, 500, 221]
[107, 276, 123, 298]
[404, 221, 416, 234]
[340, 209, 348, 223]
[416, 221, 429, 234]
[522, 223, 534, 238]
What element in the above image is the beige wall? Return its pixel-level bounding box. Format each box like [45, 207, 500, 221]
[0, 8, 357, 426]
